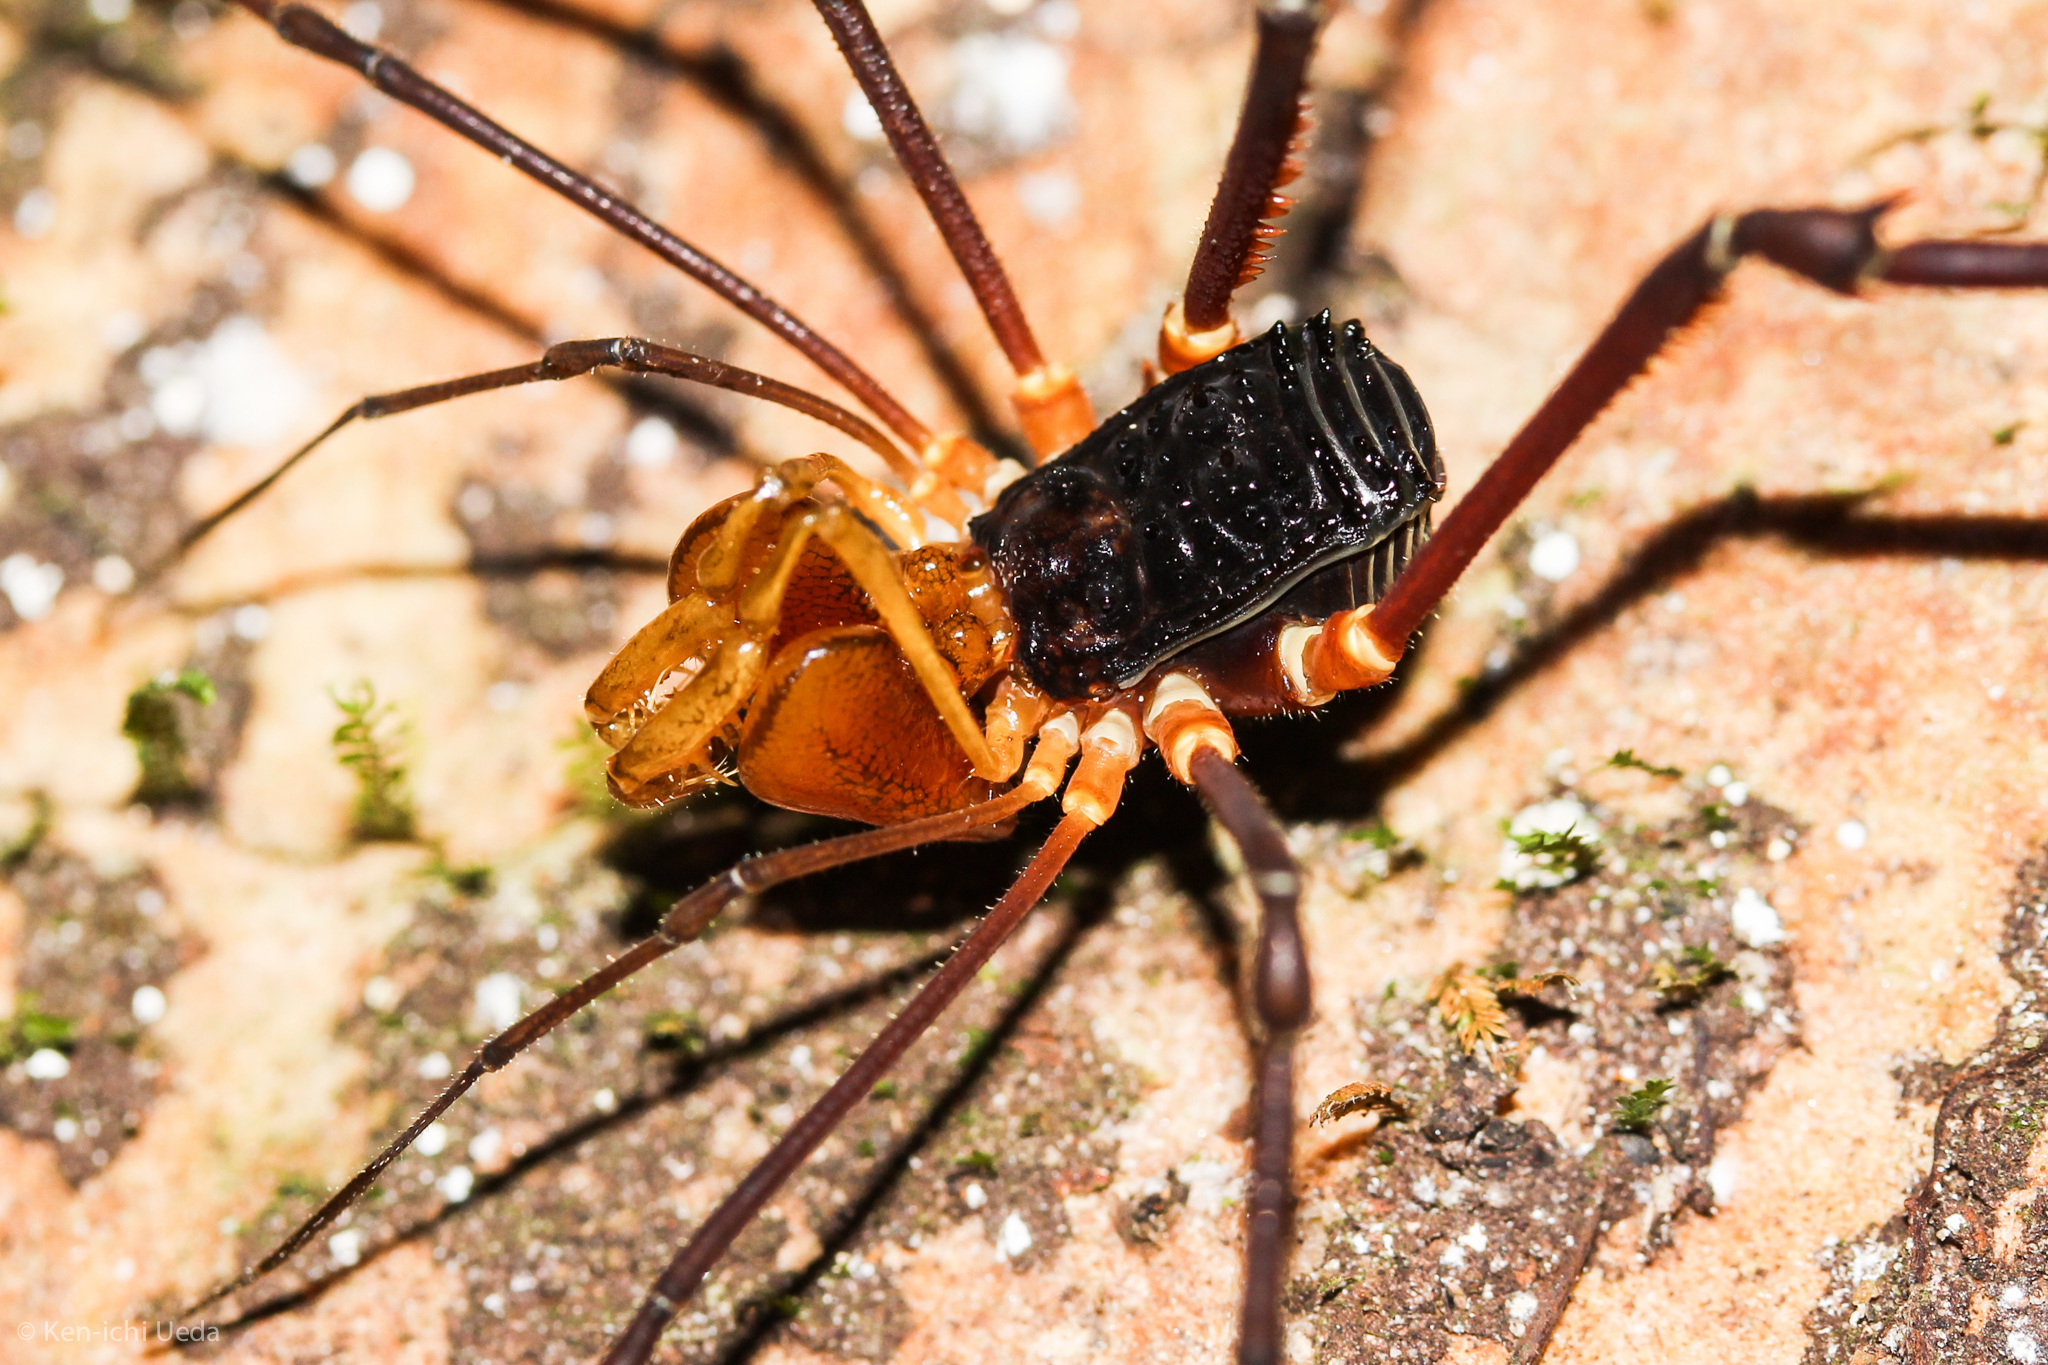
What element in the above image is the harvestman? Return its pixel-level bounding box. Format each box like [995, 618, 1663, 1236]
[166, 0, 2048, 1360]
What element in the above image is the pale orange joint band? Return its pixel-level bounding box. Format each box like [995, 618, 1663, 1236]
[1142, 672, 1239, 784]
[1157, 300, 1240, 377]
[1012, 364, 1095, 460]
[1019, 713, 1081, 799]
[1061, 709, 1142, 824]
[1303, 605, 1405, 695]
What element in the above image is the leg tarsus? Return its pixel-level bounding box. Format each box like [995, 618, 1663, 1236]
[1369, 198, 2048, 654]
[242, 0, 935, 449]
[164, 337, 917, 581]
[1185, 746, 1309, 1365]
[180, 789, 1045, 1321]
[601, 808, 1095, 1365]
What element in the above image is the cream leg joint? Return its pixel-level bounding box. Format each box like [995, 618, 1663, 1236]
[1302, 605, 1403, 696]
[1061, 707, 1142, 824]
[1142, 672, 1239, 783]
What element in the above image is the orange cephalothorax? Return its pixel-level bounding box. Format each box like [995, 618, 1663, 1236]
[585, 457, 1020, 824]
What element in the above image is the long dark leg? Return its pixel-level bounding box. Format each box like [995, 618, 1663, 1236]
[1363, 205, 2048, 656]
[182, 784, 1046, 1319]
[810, 0, 1046, 384]
[477, 0, 1010, 441]
[601, 810, 1097, 1365]
[1182, 1, 1324, 333]
[160, 337, 916, 576]
[807, 0, 1098, 458]
[228, 0, 933, 452]
[1162, 0, 1324, 373]
[1187, 746, 1310, 1365]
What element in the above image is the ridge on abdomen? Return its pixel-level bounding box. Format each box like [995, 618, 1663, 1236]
[971, 312, 1443, 700]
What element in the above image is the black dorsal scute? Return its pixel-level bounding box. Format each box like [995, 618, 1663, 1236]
[970, 312, 1442, 700]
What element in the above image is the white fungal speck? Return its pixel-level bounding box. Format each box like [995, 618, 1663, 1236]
[1836, 819, 1868, 850]
[841, 89, 884, 142]
[285, 143, 337, 188]
[625, 416, 680, 467]
[151, 372, 206, 434]
[232, 603, 271, 640]
[0, 554, 63, 621]
[130, 984, 166, 1025]
[949, 34, 1072, 153]
[1706, 1154, 1738, 1206]
[1706, 764, 1732, 787]
[24, 1048, 71, 1080]
[592, 1087, 618, 1114]
[201, 317, 310, 445]
[2009, 1329, 2039, 1364]
[1846, 1241, 1894, 1283]
[438, 1166, 475, 1203]
[92, 556, 135, 594]
[1528, 529, 1580, 582]
[1438, 1244, 1467, 1269]
[340, 0, 382, 41]
[416, 1050, 452, 1080]
[1458, 1224, 1488, 1252]
[347, 146, 415, 212]
[1730, 888, 1785, 948]
[53, 1117, 80, 1142]
[996, 1211, 1033, 1259]
[328, 1228, 364, 1267]
[143, 316, 310, 446]
[14, 187, 56, 239]
[415, 1121, 449, 1157]
[1506, 1290, 1539, 1335]
[473, 972, 524, 1032]
[963, 1182, 988, 1210]
[362, 975, 402, 1012]
[469, 1128, 505, 1166]
[2001, 1284, 2028, 1309]
[1016, 169, 1080, 228]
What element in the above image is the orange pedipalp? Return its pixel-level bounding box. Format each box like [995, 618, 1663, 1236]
[738, 626, 993, 825]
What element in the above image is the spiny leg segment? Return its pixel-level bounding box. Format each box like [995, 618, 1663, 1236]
[1160, 0, 1324, 375]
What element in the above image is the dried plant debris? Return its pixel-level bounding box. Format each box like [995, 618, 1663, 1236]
[1312, 1081, 1405, 1129]
[0, 843, 197, 1184]
[1428, 964, 1578, 1066]
[214, 831, 1137, 1364]
[1802, 850, 2048, 1365]
[1296, 796, 1799, 1362]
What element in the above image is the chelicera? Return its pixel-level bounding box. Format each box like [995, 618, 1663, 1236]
[163, 1, 2048, 1361]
